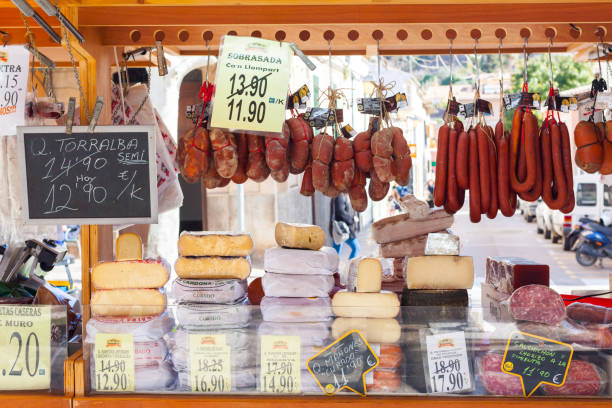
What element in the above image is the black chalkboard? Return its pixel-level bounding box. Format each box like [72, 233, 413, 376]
[501, 331, 573, 397]
[306, 330, 379, 396]
[17, 126, 157, 224]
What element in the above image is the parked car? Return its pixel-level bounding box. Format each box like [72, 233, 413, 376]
[535, 199, 553, 239]
[518, 198, 537, 222]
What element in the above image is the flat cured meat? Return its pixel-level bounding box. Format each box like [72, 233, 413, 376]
[509, 284, 566, 325]
[541, 360, 605, 396]
[478, 353, 523, 396]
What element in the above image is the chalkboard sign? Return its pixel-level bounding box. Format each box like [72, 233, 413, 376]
[501, 331, 573, 397]
[306, 330, 378, 396]
[17, 126, 157, 224]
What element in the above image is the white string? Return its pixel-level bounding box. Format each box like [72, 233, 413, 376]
[113, 46, 127, 125]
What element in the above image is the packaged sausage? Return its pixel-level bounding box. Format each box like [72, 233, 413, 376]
[263, 247, 339, 275]
[171, 278, 247, 304]
[262, 272, 335, 298]
[260, 296, 332, 323]
[541, 360, 607, 396]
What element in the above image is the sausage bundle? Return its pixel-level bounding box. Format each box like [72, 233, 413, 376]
[573, 119, 606, 174]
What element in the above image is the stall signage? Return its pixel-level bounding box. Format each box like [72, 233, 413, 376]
[0, 305, 51, 390]
[260, 335, 300, 393]
[94, 333, 135, 392]
[307, 330, 378, 396]
[189, 334, 231, 393]
[0, 46, 29, 136]
[210, 36, 292, 133]
[425, 331, 472, 394]
[17, 126, 157, 225]
[501, 331, 573, 397]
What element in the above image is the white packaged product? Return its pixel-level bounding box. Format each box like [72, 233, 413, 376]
[170, 346, 253, 371]
[86, 339, 170, 369]
[176, 301, 251, 329]
[178, 368, 257, 391]
[262, 273, 334, 298]
[260, 296, 332, 322]
[172, 278, 247, 304]
[165, 328, 251, 351]
[257, 322, 330, 347]
[301, 370, 323, 393]
[85, 313, 175, 342]
[264, 247, 339, 275]
[135, 362, 177, 391]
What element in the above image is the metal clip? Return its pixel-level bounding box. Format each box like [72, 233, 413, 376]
[156, 40, 168, 76]
[123, 47, 152, 61]
[65, 97, 75, 135]
[88, 97, 104, 133]
[24, 43, 56, 68]
[289, 42, 316, 71]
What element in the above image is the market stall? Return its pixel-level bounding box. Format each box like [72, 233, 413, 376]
[1, 1, 612, 407]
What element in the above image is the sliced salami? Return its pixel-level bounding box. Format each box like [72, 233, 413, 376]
[541, 360, 606, 396]
[509, 284, 566, 325]
[477, 353, 523, 396]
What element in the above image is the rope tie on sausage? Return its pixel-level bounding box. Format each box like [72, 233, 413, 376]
[369, 79, 396, 128]
[319, 87, 348, 136]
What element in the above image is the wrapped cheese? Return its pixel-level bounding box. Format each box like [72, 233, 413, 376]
[133, 340, 169, 369]
[172, 278, 247, 304]
[263, 247, 338, 275]
[91, 289, 166, 317]
[260, 296, 332, 322]
[134, 363, 176, 391]
[275, 222, 325, 250]
[92, 260, 169, 289]
[425, 232, 460, 255]
[176, 301, 251, 329]
[178, 231, 253, 257]
[262, 273, 334, 298]
[164, 328, 251, 351]
[175, 256, 251, 280]
[257, 322, 330, 347]
[170, 346, 254, 371]
[85, 313, 175, 342]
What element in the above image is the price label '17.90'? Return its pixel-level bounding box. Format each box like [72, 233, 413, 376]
[0, 305, 51, 390]
[94, 333, 135, 392]
[210, 36, 292, 134]
[260, 335, 300, 393]
[189, 334, 231, 393]
[425, 331, 472, 394]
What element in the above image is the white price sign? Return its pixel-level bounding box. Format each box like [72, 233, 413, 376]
[0, 46, 29, 136]
[425, 331, 472, 394]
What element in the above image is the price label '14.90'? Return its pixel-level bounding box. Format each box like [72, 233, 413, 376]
[0, 305, 51, 390]
[425, 331, 472, 394]
[210, 36, 292, 134]
[260, 335, 301, 393]
[94, 333, 135, 392]
[189, 334, 231, 393]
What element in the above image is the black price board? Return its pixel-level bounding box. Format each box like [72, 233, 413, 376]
[17, 126, 157, 225]
[307, 330, 379, 396]
[501, 331, 573, 397]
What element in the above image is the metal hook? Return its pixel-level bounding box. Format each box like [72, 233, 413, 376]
[473, 38, 480, 92]
[547, 37, 557, 111]
[522, 37, 529, 85]
[449, 38, 454, 94]
[205, 39, 210, 84]
[328, 39, 332, 88]
[376, 39, 381, 83]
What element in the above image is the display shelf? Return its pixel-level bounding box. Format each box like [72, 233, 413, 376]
[0, 393, 72, 408]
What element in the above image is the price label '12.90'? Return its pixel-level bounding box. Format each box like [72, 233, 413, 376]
[210, 36, 292, 134]
[189, 334, 231, 393]
[94, 333, 135, 392]
[0, 305, 51, 390]
[260, 335, 300, 393]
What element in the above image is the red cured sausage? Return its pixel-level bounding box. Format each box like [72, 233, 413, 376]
[287, 116, 313, 173]
[300, 164, 315, 197]
[180, 127, 209, 183]
[486, 134, 499, 219]
[541, 122, 568, 209]
[559, 122, 575, 213]
[599, 122, 612, 174]
[509, 108, 524, 189]
[331, 136, 355, 192]
[369, 170, 389, 201]
[541, 360, 605, 396]
[509, 284, 566, 325]
[456, 129, 469, 190]
[512, 110, 538, 193]
[348, 169, 368, 212]
[353, 131, 373, 173]
[311, 133, 335, 192]
[246, 135, 270, 183]
[566, 302, 612, 324]
[391, 127, 412, 186]
[517, 124, 543, 202]
[371, 128, 397, 183]
[209, 128, 238, 179]
[434, 124, 449, 207]
[574, 120, 603, 173]
[495, 121, 513, 217]
[231, 133, 248, 184]
[477, 125, 491, 213]
[469, 128, 481, 223]
[265, 123, 290, 171]
[446, 127, 461, 213]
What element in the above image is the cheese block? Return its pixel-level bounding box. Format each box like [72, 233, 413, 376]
[116, 232, 143, 261]
[401, 289, 468, 323]
[174, 256, 251, 280]
[372, 209, 454, 244]
[178, 231, 253, 257]
[379, 235, 428, 258]
[260, 296, 332, 322]
[332, 317, 401, 343]
[92, 260, 169, 289]
[425, 232, 460, 256]
[275, 222, 325, 250]
[332, 291, 400, 318]
[405, 256, 474, 289]
[91, 289, 166, 317]
[485, 257, 549, 295]
[171, 278, 247, 304]
[348, 258, 382, 292]
[262, 272, 334, 298]
[264, 246, 338, 275]
[176, 302, 251, 329]
[398, 195, 430, 219]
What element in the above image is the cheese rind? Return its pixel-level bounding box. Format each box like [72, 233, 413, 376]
[91, 289, 166, 317]
[398, 195, 430, 219]
[92, 260, 169, 289]
[380, 235, 428, 258]
[178, 232, 253, 257]
[275, 222, 325, 250]
[405, 256, 474, 289]
[116, 233, 143, 261]
[331, 291, 400, 318]
[425, 233, 460, 255]
[401, 289, 469, 323]
[174, 256, 251, 280]
[332, 317, 401, 343]
[372, 209, 454, 244]
[348, 258, 382, 292]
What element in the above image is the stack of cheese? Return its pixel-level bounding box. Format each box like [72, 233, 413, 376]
[87, 233, 176, 391]
[171, 231, 256, 391]
[259, 222, 338, 392]
[372, 196, 454, 295]
[332, 258, 403, 393]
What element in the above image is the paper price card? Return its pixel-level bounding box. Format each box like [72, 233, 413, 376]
[189, 334, 231, 393]
[425, 331, 472, 394]
[0, 46, 29, 136]
[260, 335, 300, 393]
[502, 331, 573, 397]
[210, 36, 292, 134]
[94, 333, 135, 392]
[0, 305, 51, 390]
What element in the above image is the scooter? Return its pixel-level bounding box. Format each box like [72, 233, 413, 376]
[573, 223, 612, 266]
[565, 217, 604, 251]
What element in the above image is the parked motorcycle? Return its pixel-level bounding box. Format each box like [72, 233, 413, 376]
[565, 217, 603, 251]
[573, 215, 612, 266]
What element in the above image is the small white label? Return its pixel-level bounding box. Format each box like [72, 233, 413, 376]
[425, 331, 471, 394]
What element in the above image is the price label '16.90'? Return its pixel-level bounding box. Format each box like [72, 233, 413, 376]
[189, 334, 231, 393]
[0, 305, 51, 390]
[94, 333, 135, 392]
[210, 36, 292, 134]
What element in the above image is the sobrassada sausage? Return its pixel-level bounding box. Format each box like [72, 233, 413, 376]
[271, 161, 290, 182]
[456, 129, 469, 190]
[434, 124, 449, 207]
[469, 128, 481, 223]
[246, 135, 270, 183]
[496, 121, 513, 216]
[477, 125, 491, 213]
[391, 127, 412, 186]
[348, 169, 368, 212]
[371, 128, 397, 183]
[599, 122, 612, 174]
[542, 122, 568, 209]
[311, 133, 335, 192]
[559, 122, 575, 213]
[265, 122, 290, 171]
[353, 131, 373, 173]
[445, 126, 461, 213]
[231, 133, 248, 184]
[517, 125, 543, 202]
[511, 110, 537, 193]
[369, 170, 389, 201]
[300, 164, 315, 196]
[287, 116, 313, 173]
[574, 120, 603, 173]
[486, 133, 498, 219]
[209, 128, 238, 179]
[180, 127, 209, 183]
[331, 136, 355, 192]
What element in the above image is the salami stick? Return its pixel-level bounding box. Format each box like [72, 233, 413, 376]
[434, 124, 449, 207]
[486, 133, 499, 219]
[477, 125, 491, 213]
[559, 122, 575, 213]
[541, 122, 568, 209]
[469, 128, 481, 223]
[446, 127, 461, 213]
[456, 130, 469, 190]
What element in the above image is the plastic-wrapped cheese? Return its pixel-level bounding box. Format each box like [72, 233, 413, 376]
[134, 363, 176, 391]
[332, 317, 401, 343]
[405, 256, 474, 289]
[170, 346, 254, 371]
[176, 301, 251, 329]
[116, 232, 143, 261]
[164, 328, 251, 351]
[275, 222, 325, 250]
[263, 247, 338, 275]
[262, 273, 334, 298]
[425, 232, 460, 255]
[175, 256, 251, 280]
[91, 289, 166, 317]
[172, 278, 247, 304]
[260, 296, 332, 322]
[92, 260, 169, 289]
[85, 313, 175, 342]
[332, 291, 400, 318]
[347, 257, 382, 292]
[178, 231, 253, 257]
[257, 322, 330, 346]
[86, 338, 170, 369]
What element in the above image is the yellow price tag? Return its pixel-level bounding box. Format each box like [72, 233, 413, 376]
[260, 335, 300, 393]
[0, 305, 51, 390]
[94, 333, 135, 392]
[210, 35, 292, 134]
[189, 334, 231, 393]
